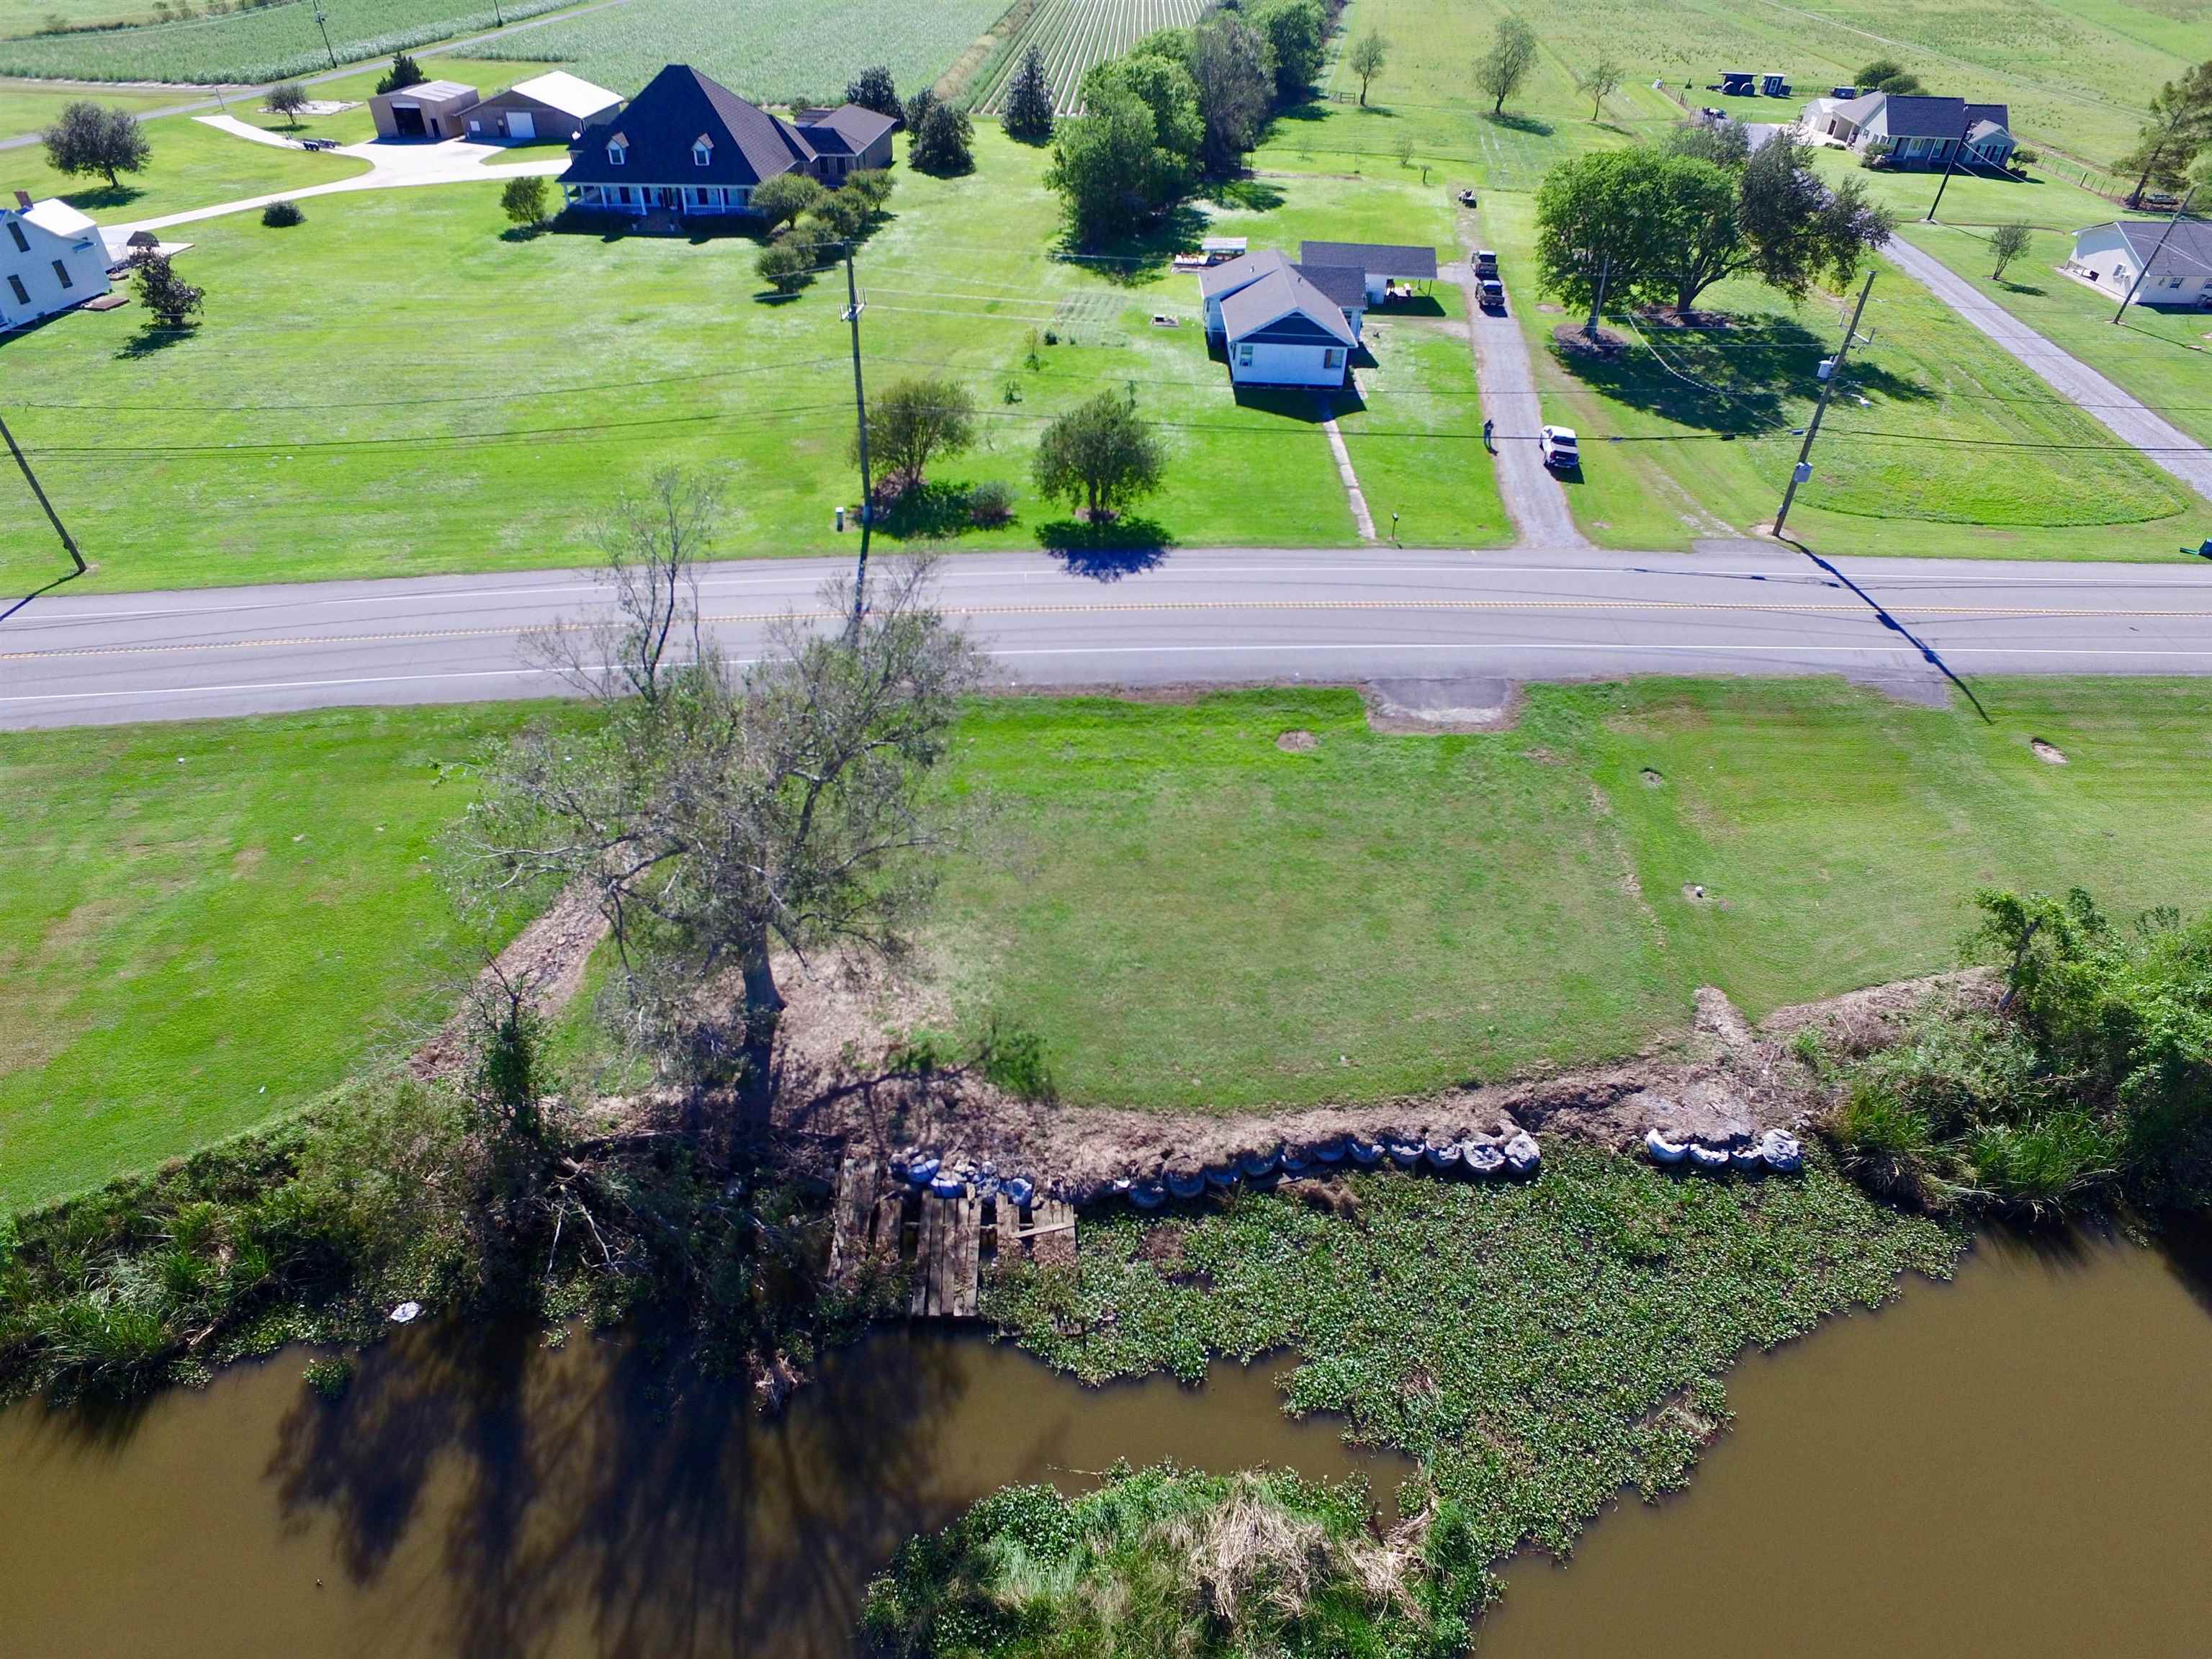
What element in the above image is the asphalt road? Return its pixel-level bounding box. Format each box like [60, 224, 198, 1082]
[5, 546, 2210, 729]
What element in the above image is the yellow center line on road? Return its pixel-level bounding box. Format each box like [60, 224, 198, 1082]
[3, 597, 2208, 663]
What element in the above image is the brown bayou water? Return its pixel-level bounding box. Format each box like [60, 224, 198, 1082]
[1, 1228, 2208, 1659]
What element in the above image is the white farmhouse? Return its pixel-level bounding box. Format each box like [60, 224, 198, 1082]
[1218, 267, 1358, 389]
[2065, 219, 2212, 309]
[1, 190, 109, 333]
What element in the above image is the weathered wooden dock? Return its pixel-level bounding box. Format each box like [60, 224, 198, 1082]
[828, 1155, 1076, 1321]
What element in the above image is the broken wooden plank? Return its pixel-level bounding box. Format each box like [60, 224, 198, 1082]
[828, 1156, 878, 1280]
[871, 1190, 905, 1266]
[909, 1198, 938, 1318]
[1031, 1198, 1077, 1266]
[953, 1195, 981, 1319]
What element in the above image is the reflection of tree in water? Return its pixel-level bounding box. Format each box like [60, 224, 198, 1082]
[264, 1323, 984, 1658]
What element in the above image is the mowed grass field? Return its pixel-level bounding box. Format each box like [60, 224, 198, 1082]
[13, 678, 2211, 1205]
[0, 79, 186, 143]
[3, 104, 366, 218]
[1317, 0, 2206, 171]
[0, 703, 550, 1213]
[943, 680, 2212, 1112]
[0, 0, 576, 84]
[0, 123, 1506, 594]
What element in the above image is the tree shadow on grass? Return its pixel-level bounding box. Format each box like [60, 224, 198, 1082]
[1037, 514, 1174, 579]
[62, 181, 145, 213]
[114, 324, 194, 359]
[1996, 278, 2047, 296]
[1062, 204, 1208, 285]
[1203, 176, 1284, 212]
[1552, 313, 1931, 434]
[1482, 109, 1554, 138]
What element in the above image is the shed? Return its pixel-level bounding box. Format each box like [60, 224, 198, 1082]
[370, 79, 482, 140]
[464, 71, 622, 143]
[1720, 71, 1755, 96]
[1759, 73, 1790, 97]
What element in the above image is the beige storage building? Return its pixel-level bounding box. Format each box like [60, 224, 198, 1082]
[369, 79, 482, 140]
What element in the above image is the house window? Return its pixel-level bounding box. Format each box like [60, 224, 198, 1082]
[1236, 343, 1253, 366]
[6, 220, 25, 253]
[52, 259, 71, 289]
[607, 143, 626, 166]
[2167, 276, 2184, 289]
[6, 274, 25, 305]
[1323, 348, 1344, 369]
[693, 142, 711, 166]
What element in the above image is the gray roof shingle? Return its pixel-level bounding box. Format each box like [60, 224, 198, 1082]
[1879, 94, 2010, 140]
[1199, 248, 1290, 300]
[798, 104, 896, 156]
[1300, 240, 1437, 279]
[1293, 261, 1367, 310]
[560, 64, 816, 188]
[1220, 268, 1357, 346]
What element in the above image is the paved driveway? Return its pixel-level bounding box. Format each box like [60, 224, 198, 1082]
[1881, 235, 2212, 508]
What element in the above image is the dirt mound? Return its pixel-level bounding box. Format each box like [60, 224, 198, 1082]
[757, 966, 1994, 1202]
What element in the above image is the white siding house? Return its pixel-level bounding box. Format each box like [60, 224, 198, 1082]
[1, 192, 109, 333]
[1219, 269, 1357, 389]
[2065, 220, 2212, 308]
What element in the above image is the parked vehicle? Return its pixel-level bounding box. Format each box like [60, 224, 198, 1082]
[299, 137, 341, 152]
[1478, 277, 1505, 310]
[1473, 248, 1498, 276]
[1538, 426, 1581, 472]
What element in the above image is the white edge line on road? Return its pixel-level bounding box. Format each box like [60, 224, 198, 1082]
[9, 642, 2212, 708]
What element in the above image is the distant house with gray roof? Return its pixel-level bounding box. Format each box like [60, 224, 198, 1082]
[558, 64, 896, 221]
[1799, 90, 2015, 170]
[2066, 218, 2212, 308]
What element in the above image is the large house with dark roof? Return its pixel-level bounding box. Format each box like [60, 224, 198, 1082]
[558, 64, 896, 220]
[1799, 90, 2015, 170]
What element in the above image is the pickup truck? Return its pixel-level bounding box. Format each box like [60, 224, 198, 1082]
[1477, 276, 1506, 310]
[1538, 426, 1581, 472]
[1473, 248, 1498, 276]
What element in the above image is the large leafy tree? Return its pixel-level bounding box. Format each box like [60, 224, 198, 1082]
[1251, 0, 1326, 106]
[40, 101, 148, 190]
[1033, 392, 1164, 521]
[908, 99, 974, 175]
[1473, 17, 1537, 117]
[456, 474, 981, 1118]
[2118, 61, 2212, 205]
[845, 66, 899, 118]
[130, 251, 203, 328]
[1533, 148, 1683, 330]
[1082, 51, 1205, 199]
[1187, 9, 1272, 174]
[1002, 45, 1056, 142]
[1045, 85, 1164, 244]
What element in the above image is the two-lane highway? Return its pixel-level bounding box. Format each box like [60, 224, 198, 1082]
[4, 547, 2210, 728]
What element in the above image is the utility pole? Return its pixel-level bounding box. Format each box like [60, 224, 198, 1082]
[2113, 186, 2195, 324]
[841, 241, 873, 636]
[1772, 270, 1875, 541]
[1924, 111, 1974, 222]
[0, 410, 86, 577]
[311, 0, 336, 70]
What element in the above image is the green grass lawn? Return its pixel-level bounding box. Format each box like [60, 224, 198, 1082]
[1, 123, 1503, 594]
[1890, 220, 2212, 455]
[0, 703, 551, 1213]
[10, 677, 2212, 1205]
[4, 103, 367, 220]
[938, 679, 2212, 1112]
[0, 78, 186, 143]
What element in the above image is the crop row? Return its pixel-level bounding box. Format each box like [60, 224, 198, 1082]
[467, 0, 1010, 107]
[973, 0, 1203, 117]
[0, 0, 572, 85]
